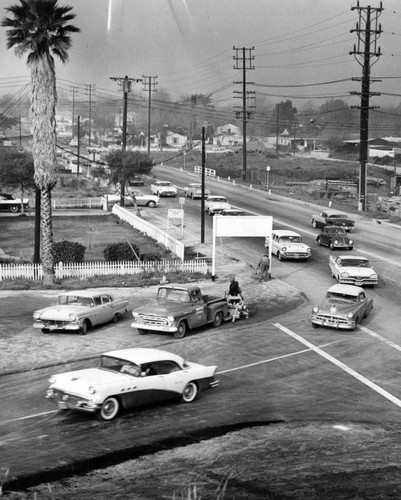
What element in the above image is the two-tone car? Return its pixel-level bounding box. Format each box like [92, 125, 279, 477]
[310, 284, 373, 330]
[265, 230, 312, 261]
[329, 255, 378, 286]
[316, 226, 354, 250]
[33, 290, 129, 335]
[45, 347, 219, 420]
[150, 181, 177, 197]
[183, 183, 210, 199]
[311, 210, 355, 231]
[0, 193, 30, 213]
[204, 195, 231, 215]
[107, 191, 159, 208]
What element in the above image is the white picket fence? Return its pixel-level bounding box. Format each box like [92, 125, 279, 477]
[51, 197, 104, 209]
[0, 259, 208, 281]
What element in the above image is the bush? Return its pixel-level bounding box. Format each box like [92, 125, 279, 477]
[140, 252, 162, 262]
[103, 241, 140, 261]
[52, 240, 86, 263]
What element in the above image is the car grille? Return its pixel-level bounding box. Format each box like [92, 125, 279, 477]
[43, 320, 69, 327]
[140, 315, 170, 326]
[54, 390, 89, 405]
[286, 252, 310, 257]
[340, 277, 377, 286]
[314, 314, 349, 326]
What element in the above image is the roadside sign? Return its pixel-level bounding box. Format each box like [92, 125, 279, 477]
[168, 209, 184, 218]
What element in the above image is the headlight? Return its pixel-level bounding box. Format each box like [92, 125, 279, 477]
[334, 240, 339, 244]
[69, 313, 78, 321]
[340, 272, 349, 278]
[281, 246, 287, 252]
[132, 311, 139, 319]
[348, 240, 354, 245]
[33, 312, 40, 319]
[88, 386, 96, 394]
[347, 312, 354, 318]
[307, 248, 312, 253]
[312, 307, 319, 313]
[167, 315, 175, 322]
[370, 274, 378, 279]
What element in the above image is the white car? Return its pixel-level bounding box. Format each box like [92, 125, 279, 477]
[265, 230, 312, 261]
[204, 195, 231, 215]
[107, 191, 159, 208]
[45, 347, 219, 420]
[329, 255, 378, 286]
[0, 193, 30, 213]
[150, 181, 177, 197]
[33, 290, 129, 335]
[183, 183, 210, 199]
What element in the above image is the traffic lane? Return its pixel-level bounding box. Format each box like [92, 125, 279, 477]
[3, 319, 401, 482]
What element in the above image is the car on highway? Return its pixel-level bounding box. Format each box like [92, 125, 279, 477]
[183, 183, 210, 199]
[265, 229, 312, 261]
[316, 226, 354, 250]
[329, 255, 378, 286]
[0, 193, 30, 213]
[310, 283, 373, 330]
[311, 209, 355, 231]
[204, 195, 231, 215]
[107, 191, 159, 208]
[150, 180, 177, 197]
[45, 347, 219, 420]
[33, 290, 129, 335]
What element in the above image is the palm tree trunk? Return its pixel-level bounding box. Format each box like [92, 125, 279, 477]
[30, 56, 58, 284]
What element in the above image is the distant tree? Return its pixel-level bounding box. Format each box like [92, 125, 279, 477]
[318, 99, 353, 139]
[105, 150, 154, 207]
[270, 100, 298, 135]
[0, 113, 18, 135]
[2, 0, 80, 283]
[0, 148, 35, 214]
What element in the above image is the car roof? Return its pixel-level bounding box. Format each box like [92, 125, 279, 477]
[159, 284, 200, 293]
[272, 230, 301, 237]
[61, 290, 111, 298]
[208, 195, 227, 199]
[327, 284, 365, 296]
[322, 209, 347, 216]
[103, 347, 183, 365]
[337, 255, 368, 261]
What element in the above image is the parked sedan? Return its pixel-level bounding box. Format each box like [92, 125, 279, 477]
[0, 193, 30, 213]
[316, 226, 354, 250]
[45, 347, 219, 420]
[33, 290, 129, 335]
[265, 229, 312, 261]
[310, 284, 373, 330]
[204, 195, 231, 215]
[107, 191, 159, 208]
[183, 183, 210, 199]
[329, 255, 378, 286]
[219, 208, 246, 216]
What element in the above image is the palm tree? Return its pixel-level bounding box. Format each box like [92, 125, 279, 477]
[2, 0, 79, 284]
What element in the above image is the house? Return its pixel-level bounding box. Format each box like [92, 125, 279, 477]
[165, 131, 187, 148]
[213, 123, 243, 147]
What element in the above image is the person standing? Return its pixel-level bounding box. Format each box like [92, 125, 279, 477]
[258, 253, 270, 281]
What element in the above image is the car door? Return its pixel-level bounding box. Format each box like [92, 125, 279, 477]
[272, 234, 279, 256]
[98, 295, 115, 323]
[188, 291, 208, 328]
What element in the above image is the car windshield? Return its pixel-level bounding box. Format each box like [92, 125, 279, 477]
[328, 214, 346, 219]
[341, 259, 369, 267]
[157, 182, 171, 186]
[279, 236, 302, 243]
[58, 295, 94, 307]
[326, 228, 346, 234]
[326, 292, 357, 303]
[157, 288, 191, 303]
[210, 197, 227, 202]
[100, 355, 141, 375]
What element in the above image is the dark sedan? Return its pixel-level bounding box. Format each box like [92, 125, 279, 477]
[316, 226, 354, 250]
[0, 193, 30, 213]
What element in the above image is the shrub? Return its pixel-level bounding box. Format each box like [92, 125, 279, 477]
[103, 242, 140, 261]
[140, 252, 162, 262]
[52, 240, 86, 263]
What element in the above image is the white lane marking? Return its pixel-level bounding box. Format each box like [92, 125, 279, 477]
[359, 325, 401, 352]
[217, 339, 344, 375]
[274, 323, 401, 409]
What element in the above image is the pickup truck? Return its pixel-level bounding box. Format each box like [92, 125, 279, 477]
[131, 285, 230, 338]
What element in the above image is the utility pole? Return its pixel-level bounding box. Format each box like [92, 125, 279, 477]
[201, 125, 206, 244]
[84, 84, 96, 146]
[110, 75, 142, 206]
[69, 86, 78, 140]
[142, 76, 158, 155]
[275, 104, 280, 153]
[77, 115, 80, 176]
[233, 46, 255, 182]
[350, 1, 383, 211]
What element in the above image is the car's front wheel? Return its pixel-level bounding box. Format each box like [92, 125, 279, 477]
[42, 328, 50, 334]
[329, 241, 335, 250]
[137, 328, 148, 335]
[317, 237, 322, 246]
[146, 201, 156, 208]
[181, 382, 198, 403]
[348, 246, 353, 251]
[79, 319, 90, 335]
[112, 313, 120, 323]
[213, 311, 223, 327]
[99, 397, 120, 420]
[278, 252, 283, 261]
[174, 321, 187, 338]
[312, 219, 317, 228]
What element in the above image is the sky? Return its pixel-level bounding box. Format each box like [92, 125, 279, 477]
[1, 0, 401, 113]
